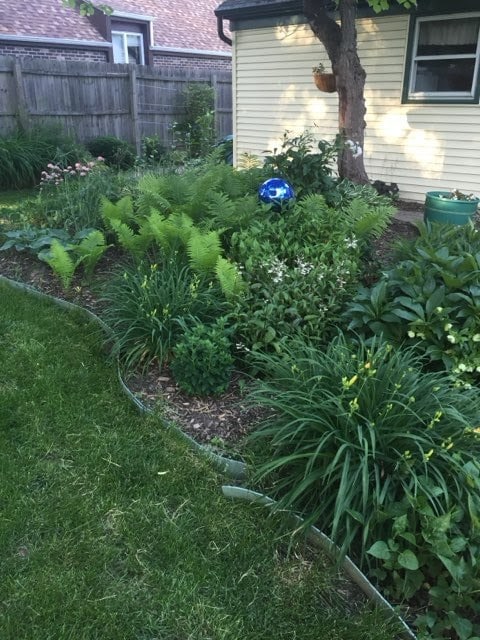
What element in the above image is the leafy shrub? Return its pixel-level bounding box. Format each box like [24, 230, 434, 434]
[172, 83, 215, 158]
[101, 255, 228, 371]
[86, 135, 136, 170]
[171, 319, 234, 396]
[343, 221, 480, 384]
[263, 131, 341, 199]
[230, 194, 393, 355]
[141, 134, 166, 164]
[248, 333, 480, 639]
[0, 127, 86, 189]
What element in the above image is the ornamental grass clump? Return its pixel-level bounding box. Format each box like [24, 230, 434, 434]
[248, 334, 480, 638]
[101, 254, 228, 372]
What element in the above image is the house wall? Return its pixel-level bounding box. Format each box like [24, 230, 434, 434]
[0, 43, 108, 62]
[232, 15, 480, 202]
[152, 53, 231, 71]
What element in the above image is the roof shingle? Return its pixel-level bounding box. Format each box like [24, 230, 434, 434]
[0, 0, 230, 52]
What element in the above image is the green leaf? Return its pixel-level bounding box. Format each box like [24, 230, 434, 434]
[367, 541, 391, 560]
[397, 550, 419, 571]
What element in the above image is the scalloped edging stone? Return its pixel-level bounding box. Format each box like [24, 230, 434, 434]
[221, 485, 416, 640]
[0, 275, 247, 480]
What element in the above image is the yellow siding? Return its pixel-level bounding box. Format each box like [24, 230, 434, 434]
[233, 16, 480, 202]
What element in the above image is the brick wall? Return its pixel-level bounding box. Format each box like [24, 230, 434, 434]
[0, 43, 231, 69]
[152, 53, 231, 71]
[0, 44, 108, 62]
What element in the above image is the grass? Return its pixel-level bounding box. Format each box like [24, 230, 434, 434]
[0, 281, 403, 640]
[0, 188, 36, 230]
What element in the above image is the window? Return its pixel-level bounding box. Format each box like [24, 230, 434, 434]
[112, 31, 145, 64]
[406, 13, 480, 102]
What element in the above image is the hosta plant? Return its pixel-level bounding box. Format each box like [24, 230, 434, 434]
[344, 221, 480, 383]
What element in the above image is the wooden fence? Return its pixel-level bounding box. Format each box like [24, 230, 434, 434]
[0, 56, 232, 153]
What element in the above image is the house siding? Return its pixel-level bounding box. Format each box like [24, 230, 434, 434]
[233, 15, 480, 202]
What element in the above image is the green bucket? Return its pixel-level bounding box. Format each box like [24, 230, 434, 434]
[424, 191, 479, 225]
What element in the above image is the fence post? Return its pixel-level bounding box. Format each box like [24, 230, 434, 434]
[212, 73, 220, 139]
[129, 65, 141, 156]
[13, 59, 29, 130]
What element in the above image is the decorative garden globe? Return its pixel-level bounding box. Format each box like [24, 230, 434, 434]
[258, 178, 295, 211]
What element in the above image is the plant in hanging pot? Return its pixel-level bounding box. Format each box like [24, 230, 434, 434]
[312, 63, 336, 93]
[424, 188, 480, 225]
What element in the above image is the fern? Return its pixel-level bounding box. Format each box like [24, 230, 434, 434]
[100, 195, 134, 225]
[109, 219, 152, 257]
[147, 210, 190, 254]
[73, 230, 108, 281]
[205, 192, 236, 224]
[215, 257, 245, 298]
[45, 239, 76, 290]
[136, 173, 173, 217]
[346, 198, 395, 239]
[187, 229, 222, 273]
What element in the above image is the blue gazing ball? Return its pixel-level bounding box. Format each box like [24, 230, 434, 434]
[258, 178, 295, 211]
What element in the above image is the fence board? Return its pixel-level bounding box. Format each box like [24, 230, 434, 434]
[0, 56, 232, 149]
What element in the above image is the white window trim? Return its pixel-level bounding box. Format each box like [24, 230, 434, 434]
[408, 12, 480, 101]
[112, 30, 145, 65]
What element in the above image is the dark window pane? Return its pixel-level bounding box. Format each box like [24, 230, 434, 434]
[414, 58, 475, 92]
[417, 18, 480, 56]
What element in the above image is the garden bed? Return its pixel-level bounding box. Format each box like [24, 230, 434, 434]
[0, 216, 418, 452]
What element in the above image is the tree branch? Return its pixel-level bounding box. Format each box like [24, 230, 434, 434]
[303, 0, 342, 64]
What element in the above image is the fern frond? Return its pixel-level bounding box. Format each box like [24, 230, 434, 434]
[110, 219, 151, 257]
[206, 192, 236, 226]
[74, 230, 108, 280]
[100, 195, 134, 225]
[136, 173, 172, 217]
[187, 229, 222, 273]
[347, 199, 395, 239]
[45, 239, 75, 289]
[215, 256, 245, 298]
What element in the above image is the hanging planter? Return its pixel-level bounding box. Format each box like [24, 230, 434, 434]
[312, 63, 336, 93]
[424, 190, 480, 226]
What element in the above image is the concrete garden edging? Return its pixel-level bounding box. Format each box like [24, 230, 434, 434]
[0, 275, 247, 480]
[222, 485, 416, 640]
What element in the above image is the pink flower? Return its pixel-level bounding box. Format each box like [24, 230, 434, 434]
[97, 156, 104, 161]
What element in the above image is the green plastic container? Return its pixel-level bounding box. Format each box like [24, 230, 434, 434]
[424, 191, 479, 225]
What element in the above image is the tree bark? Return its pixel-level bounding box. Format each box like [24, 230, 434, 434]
[304, 0, 370, 184]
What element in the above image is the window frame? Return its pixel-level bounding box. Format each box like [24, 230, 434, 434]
[111, 30, 145, 65]
[403, 12, 480, 104]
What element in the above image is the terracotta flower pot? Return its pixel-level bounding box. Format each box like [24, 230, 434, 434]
[313, 72, 336, 93]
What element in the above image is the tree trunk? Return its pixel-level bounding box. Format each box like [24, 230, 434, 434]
[304, 0, 370, 184]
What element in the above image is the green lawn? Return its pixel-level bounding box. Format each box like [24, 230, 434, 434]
[0, 281, 403, 640]
[0, 188, 36, 230]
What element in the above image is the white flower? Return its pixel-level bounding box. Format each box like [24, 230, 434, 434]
[345, 236, 358, 249]
[407, 330, 415, 338]
[447, 334, 456, 344]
